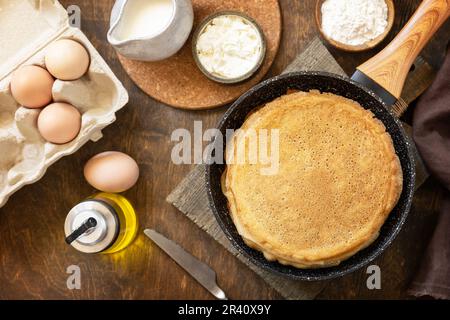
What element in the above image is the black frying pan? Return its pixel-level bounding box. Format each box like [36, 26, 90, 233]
[206, 0, 450, 280]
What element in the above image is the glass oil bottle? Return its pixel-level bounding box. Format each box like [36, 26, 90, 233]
[64, 193, 138, 254]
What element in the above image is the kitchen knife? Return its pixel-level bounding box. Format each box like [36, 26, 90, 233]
[144, 229, 228, 300]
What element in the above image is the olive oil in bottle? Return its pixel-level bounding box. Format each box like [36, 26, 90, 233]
[64, 193, 138, 254]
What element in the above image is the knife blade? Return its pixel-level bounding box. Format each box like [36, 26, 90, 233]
[144, 229, 228, 300]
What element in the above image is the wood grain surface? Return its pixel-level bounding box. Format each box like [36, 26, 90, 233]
[0, 0, 449, 300]
[117, 0, 282, 110]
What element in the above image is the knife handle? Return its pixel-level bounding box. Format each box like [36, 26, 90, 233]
[357, 0, 450, 99]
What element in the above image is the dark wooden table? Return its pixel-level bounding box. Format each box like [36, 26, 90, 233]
[0, 0, 449, 300]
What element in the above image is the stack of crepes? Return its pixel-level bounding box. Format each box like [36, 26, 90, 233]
[222, 91, 403, 268]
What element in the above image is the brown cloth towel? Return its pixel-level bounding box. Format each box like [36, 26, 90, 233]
[410, 45, 450, 300]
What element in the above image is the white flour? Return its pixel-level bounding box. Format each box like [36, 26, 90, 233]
[321, 0, 388, 46]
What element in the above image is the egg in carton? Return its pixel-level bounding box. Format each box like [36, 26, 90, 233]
[0, 0, 129, 207]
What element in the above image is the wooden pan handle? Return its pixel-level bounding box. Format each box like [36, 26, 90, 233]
[357, 0, 450, 99]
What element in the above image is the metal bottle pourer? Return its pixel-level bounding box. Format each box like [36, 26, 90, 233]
[64, 199, 120, 254]
[65, 217, 97, 244]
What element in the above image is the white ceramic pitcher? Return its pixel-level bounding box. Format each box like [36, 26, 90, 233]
[107, 0, 194, 61]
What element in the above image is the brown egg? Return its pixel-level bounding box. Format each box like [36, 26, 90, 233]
[84, 151, 140, 193]
[10, 65, 54, 109]
[45, 39, 90, 80]
[37, 102, 81, 144]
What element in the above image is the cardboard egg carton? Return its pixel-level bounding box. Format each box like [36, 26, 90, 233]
[0, 0, 129, 207]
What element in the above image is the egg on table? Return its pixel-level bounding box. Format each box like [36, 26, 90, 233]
[84, 151, 140, 193]
[37, 102, 81, 144]
[10, 65, 54, 109]
[45, 39, 90, 80]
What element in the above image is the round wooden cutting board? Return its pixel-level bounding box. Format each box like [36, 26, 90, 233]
[116, 0, 282, 110]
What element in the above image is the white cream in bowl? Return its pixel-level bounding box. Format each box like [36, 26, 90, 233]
[195, 14, 264, 81]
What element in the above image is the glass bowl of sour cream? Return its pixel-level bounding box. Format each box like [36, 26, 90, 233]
[192, 11, 267, 84]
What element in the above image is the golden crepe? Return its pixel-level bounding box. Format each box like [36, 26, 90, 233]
[222, 90, 403, 268]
